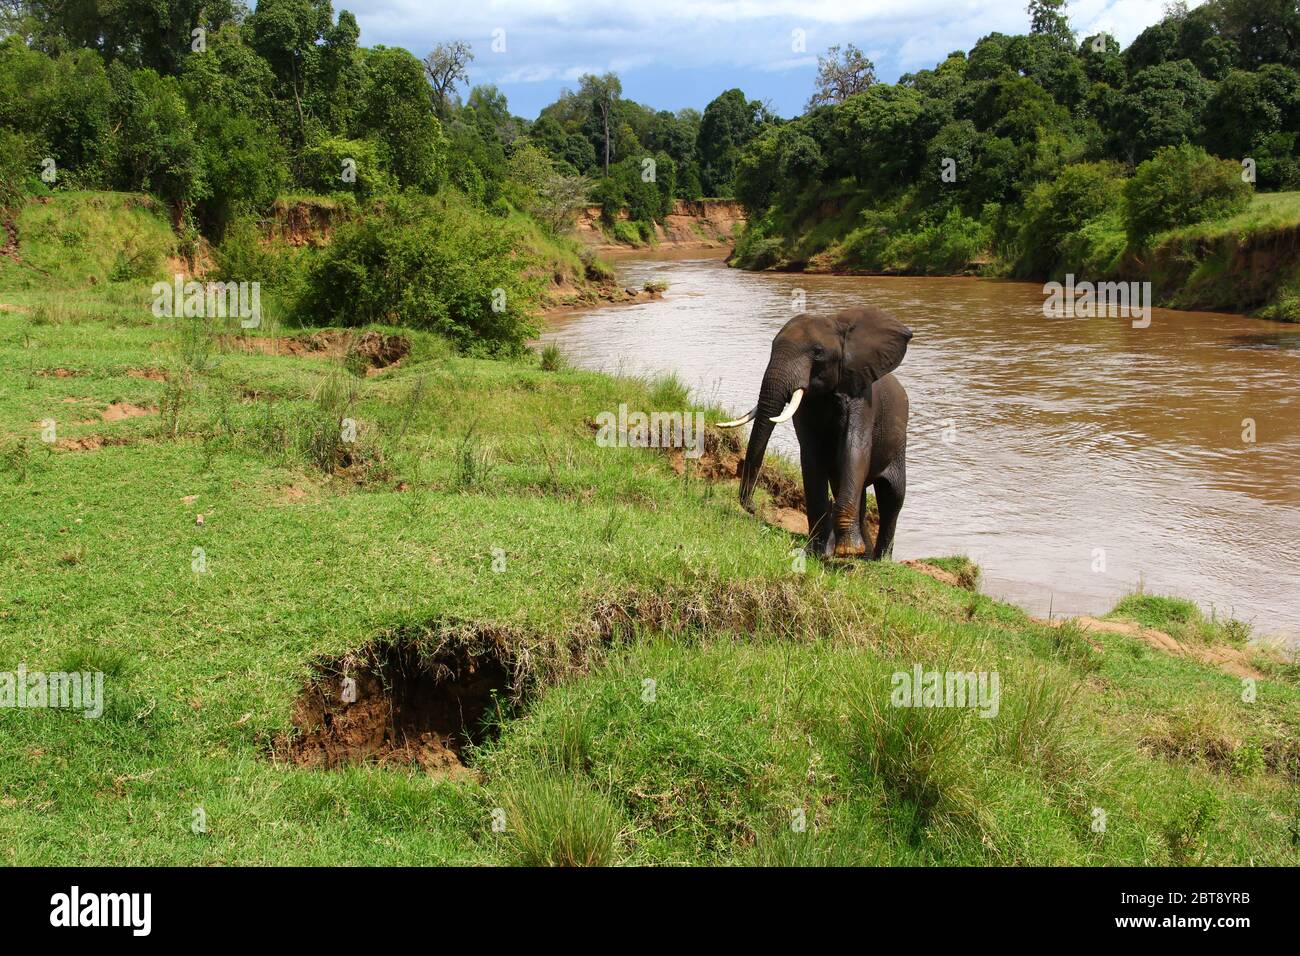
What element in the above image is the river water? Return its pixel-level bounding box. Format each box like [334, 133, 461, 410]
[540, 249, 1300, 643]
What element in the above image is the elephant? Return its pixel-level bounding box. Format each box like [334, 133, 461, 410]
[719, 306, 912, 560]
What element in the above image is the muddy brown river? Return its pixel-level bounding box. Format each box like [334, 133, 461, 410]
[541, 249, 1300, 644]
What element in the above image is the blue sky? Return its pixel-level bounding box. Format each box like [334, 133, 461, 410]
[342, 0, 1180, 119]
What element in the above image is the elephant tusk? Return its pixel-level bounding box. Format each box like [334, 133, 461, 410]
[769, 389, 804, 424]
[716, 407, 756, 428]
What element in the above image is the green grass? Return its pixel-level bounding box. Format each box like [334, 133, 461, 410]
[2, 195, 1299, 866]
[1156, 191, 1300, 243]
[0, 191, 178, 290]
[1108, 593, 1251, 646]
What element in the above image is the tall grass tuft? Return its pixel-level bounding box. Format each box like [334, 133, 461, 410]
[539, 342, 565, 372]
[648, 370, 690, 410]
[843, 662, 985, 842]
[495, 771, 625, 866]
[455, 423, 494, 489]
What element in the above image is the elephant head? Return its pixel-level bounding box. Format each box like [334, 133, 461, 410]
[720, 306, 912, 512]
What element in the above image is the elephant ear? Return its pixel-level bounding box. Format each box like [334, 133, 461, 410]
[840, 308, 912, 400]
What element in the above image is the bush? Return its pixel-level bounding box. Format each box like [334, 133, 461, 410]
[495, 771, 625, 866]
[731, 221, 786, 269]
[610, 219, 652, 246]
[885, 208, 991, 274]
[294, 195, 542, 355]
[538, 342, 565, 371]
[192, 105, 287, 233]
[1014, 161, 1125, 276]
[1123, 144, 1252, 245]
[211, 217, 309, 294]
[0, 128, 36, 215]
[299, 138, 393, 202]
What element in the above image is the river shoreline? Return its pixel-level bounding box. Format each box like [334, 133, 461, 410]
[542, 248, 1300, 645]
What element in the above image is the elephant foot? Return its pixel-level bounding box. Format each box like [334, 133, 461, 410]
[832, 524, 868, 558]
[815, 537, 836, 559]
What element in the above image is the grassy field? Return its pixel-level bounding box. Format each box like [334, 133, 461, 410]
[1, 195, 1299, 866]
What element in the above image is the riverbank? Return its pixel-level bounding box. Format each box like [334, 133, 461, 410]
[731, 191, 1300, 323]
[2, 266, 1299, 864]
[575, 199, 746, 251]
[539, 250, 1300, 642]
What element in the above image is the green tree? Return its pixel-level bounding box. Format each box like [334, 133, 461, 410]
[355, 46, 447, 192]
[1027, 0, 1072, 46]
[110, 65, 204, 213]
[1113, 60, 1213, 162]
[697, 88, 772, 197]
[247, 0, 332, 145]
[1123, 143, 1252, 244]
[579, 72, 621, 174]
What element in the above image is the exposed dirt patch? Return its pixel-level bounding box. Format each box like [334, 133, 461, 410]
[572, 199, 746, 251]
[350, 331, 411, 373]
[902, 561, 964, 589]
[271, 479, 334, 504]
[221, 330, 410, 371]
[1038, 615, 1267, 679]
[266, 199, 337, 247]
[277, 638, 513, 778]
[125, 367, 167, 382]
[98, 402, 155, 422]
[766, 506, 809, 535]
[54, 435, 132, 451]
[36, 367, 80, 377]
[1, 217, 17, 260]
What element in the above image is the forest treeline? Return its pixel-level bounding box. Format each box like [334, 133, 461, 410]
[0, 0, 777, 350]
[2, 0, 1299, 346]
[729, 0, 1300, 299]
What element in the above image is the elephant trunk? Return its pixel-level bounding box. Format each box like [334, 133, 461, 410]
[739, 358, 806, 512]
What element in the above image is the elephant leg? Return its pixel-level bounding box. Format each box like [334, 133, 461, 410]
[872, 461, 905, 561]
[830, 401, 872, 558]
[859, 486, 877, 558]
[794, 416, 833, 555]
[799, 454, 832, 555]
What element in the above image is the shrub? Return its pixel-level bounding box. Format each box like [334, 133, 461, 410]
[885, 208, 991, 274]
[579, 247, 615, 282]
[731, 222, 786, 269]
[192, 105, 287, 233]
[294, 195, 542, 355]
[299, 137, 394, 202]
[1014, 161, 1125, 276]
[0, 128, 36, 215]
[1123, 144, 1252, 245]
[211, 217, 308, 294]
[610, 219, 645, 246]
[648, 371, 689, 409]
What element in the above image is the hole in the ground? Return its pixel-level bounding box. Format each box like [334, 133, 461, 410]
[277, 640, 512, 778]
